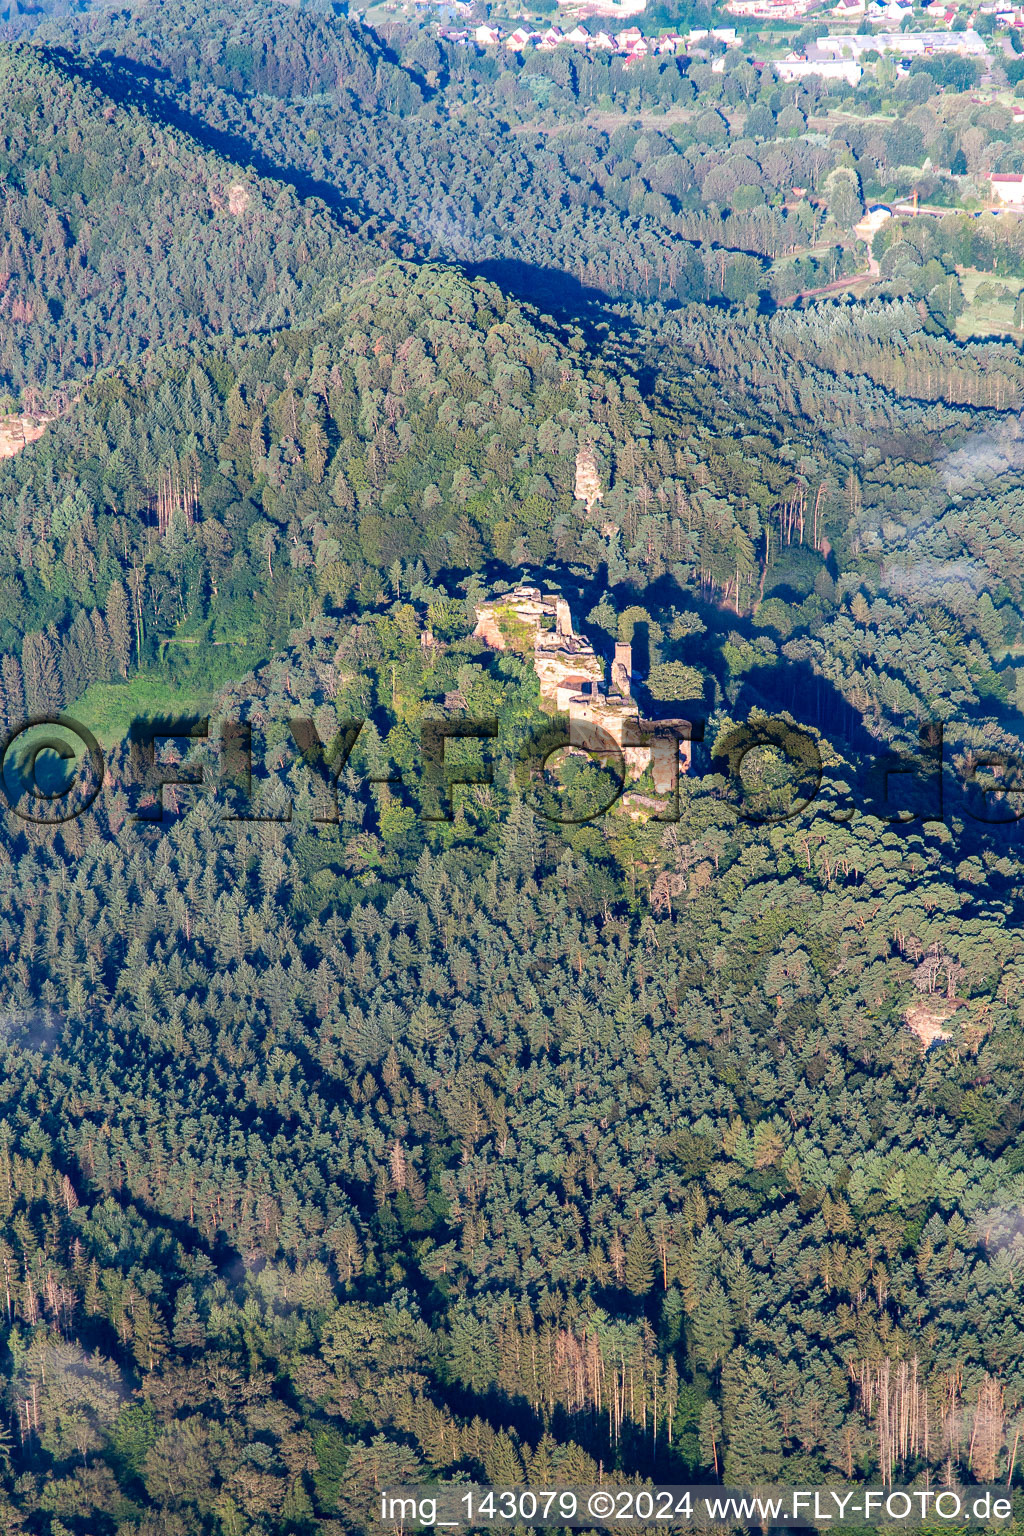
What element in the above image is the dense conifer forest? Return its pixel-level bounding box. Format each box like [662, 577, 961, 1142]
[2, 0, 1024, 1531]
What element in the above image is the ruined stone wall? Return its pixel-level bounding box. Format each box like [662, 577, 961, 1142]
[474, 586, 692, 793]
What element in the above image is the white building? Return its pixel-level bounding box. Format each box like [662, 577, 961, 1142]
[776, 51, 863, 79]
[853, 204, 892, 241]
[990, 173, 1024, 204]
[868, 0, 912, 22]
[686, 25, 741, 41]
[811, 27, 988, 53]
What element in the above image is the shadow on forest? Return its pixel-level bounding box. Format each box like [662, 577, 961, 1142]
[37, 46, 380, 236]
[458, 556, 1024, 860]
[36, 45, 651, 340]
[41, 46, 646, 336]
[437, 1374, 694, 1481]
[465, 257, 613, 316]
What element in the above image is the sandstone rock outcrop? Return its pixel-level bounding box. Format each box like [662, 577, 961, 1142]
[574, 446, 602, 514]
[0, 413, 52, 460]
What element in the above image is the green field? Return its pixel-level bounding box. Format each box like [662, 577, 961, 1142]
[61, 623, 271, 748]
[67, 673, 218, 750]
[955, 267, 1024, 339]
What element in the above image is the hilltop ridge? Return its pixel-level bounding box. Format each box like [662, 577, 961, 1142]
[0, 39, 372, 397]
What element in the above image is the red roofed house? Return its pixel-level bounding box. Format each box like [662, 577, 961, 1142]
[990, 173, 1024, 205]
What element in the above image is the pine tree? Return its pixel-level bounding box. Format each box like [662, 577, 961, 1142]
[171, 1289, 206, 1352]
[249, 414, 267, 474]
[302, 418, 328, 484]
[724, 1391, 784, 1483]
[89, 609, 114, 682]
[105, 582, 131, 679]
[60, 611, 97, 703]
[484, 1430, 526, 1485]
[132, 1298, 170, 1374]
[0, 655, 23, 732]
[690, 1278, 735, 1370]
[21, 629, 61, 714]
[699, 1401, 722, 1476]
[624, 1224, 656, 1295]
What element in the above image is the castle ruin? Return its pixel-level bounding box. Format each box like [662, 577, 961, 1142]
[472, 584, 693, 794]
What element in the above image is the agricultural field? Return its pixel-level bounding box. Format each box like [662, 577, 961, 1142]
[955, 266, 1024, 338]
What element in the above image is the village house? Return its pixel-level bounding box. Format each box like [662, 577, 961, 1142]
[686, 25, 740, 43]
[727, 0, 823, 19]
[990, 172, 1024, 205]
[479, 19, 688, 55]
[776, 51, 863, 80]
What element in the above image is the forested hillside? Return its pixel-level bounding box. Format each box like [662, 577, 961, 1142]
[34, 0, 1024, 314]
[0, 41, 370, 397]
[0, 254, 1017, 1529]
[5, 255, 1024, 759]
[2, 570, 1024, 1532]
[30, 0, 842, 308]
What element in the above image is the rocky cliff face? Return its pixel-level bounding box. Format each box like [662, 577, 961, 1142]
[574, 446, 602, 513]
[0, 413, 51, 460]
